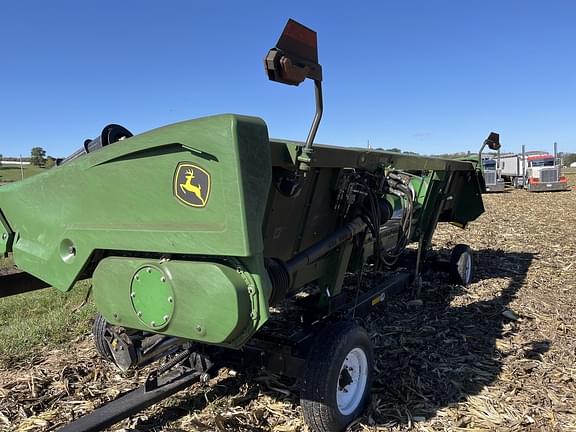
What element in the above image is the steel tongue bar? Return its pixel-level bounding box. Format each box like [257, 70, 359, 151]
[57, 350, 210, 432]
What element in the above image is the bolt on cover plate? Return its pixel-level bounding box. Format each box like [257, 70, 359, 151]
[130, 265, 174, 329]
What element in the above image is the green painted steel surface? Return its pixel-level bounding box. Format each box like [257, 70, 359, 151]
[130, 266, 175, 330]
[93, 257, 258, 346]
[0, 115, 271, 293]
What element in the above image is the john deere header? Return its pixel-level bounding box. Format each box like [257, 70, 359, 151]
[0, 19, 491, 432]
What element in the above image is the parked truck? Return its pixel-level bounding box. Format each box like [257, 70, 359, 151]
[481, 156, 506, 192]
[500, 142, 569, 192]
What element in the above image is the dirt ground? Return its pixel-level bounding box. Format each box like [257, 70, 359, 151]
[1, 186, 575, 432]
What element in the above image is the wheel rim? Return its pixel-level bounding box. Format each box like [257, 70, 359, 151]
[336, 347, 368, 416]
[463, 253, 472, 283]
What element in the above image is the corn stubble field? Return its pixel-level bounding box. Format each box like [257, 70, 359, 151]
[0, 176, 575, 432]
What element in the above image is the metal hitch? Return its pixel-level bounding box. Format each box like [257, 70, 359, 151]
[57, 349, 212, 432]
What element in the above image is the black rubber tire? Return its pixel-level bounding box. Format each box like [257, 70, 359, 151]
[92, 313, 114, 362]
[301, 321, 374, 432]
[449, 244, 474, 285]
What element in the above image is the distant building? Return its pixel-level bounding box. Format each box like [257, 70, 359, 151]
[1, 160, 31, 165]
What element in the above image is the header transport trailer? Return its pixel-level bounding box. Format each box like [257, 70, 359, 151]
[0, 20, 491, 432]
[500, 142, 569, 192]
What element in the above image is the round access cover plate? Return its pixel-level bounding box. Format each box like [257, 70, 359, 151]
[130, 266, 174, 330]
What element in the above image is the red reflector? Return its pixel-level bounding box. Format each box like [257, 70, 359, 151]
[277, 19, 318, 63]
[283, 19, 317, 50]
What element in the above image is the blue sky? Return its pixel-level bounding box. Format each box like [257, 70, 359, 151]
[1, 1, 574, 157]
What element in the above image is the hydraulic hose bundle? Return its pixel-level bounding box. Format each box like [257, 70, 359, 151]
[352, 172, 391, 272]
[381, 172, 414, 267]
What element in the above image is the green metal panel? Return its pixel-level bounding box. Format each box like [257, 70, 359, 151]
[0, 115, 272, 294]
[443, 170, 485, 226]
[93, 257, 258, 346]
[130, 265, 175, 330]
[270, 139, 480, 171]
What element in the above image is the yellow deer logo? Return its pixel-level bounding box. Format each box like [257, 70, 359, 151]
[180, 169, 205, 205]
[174, 163, 210, 207]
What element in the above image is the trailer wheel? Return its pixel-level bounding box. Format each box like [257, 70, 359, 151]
[449, 244, 474, 285]
[301, 322, 373, 432]
[92, 313, 114, 362]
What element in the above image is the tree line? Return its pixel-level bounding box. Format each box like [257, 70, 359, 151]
[564, 153, 576, 166]
[29, 147, 58, 168]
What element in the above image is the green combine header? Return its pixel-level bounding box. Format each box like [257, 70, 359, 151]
[0, 19, 493, 432]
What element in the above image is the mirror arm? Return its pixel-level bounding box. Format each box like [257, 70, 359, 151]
[478, 132, 501, 170]
[298, 80, 323, 172]
[478, 141, 487, 168]
[265, 19, 323, 173]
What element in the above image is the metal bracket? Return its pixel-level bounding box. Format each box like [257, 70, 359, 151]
[0, 211, 14, 256]
[57, 348, 212, 432]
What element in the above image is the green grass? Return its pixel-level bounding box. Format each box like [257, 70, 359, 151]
[0, 165, 46, 182]
[0, 256, 95, 366]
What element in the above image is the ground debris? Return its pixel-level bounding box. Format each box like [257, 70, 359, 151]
[1, 187, 576, 431]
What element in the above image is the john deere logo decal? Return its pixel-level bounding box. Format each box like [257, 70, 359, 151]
[174, 163, 211, 207]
